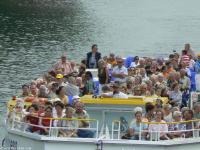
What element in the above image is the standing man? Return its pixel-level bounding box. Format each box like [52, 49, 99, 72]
[86, 44, 101, 68]
[183, 43, 196, 60]
[53, 54, 73, 76]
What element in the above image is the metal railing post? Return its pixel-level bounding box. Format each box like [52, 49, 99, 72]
[111, 122, 114, 139]
[96, 120, 99, 139]
[192, 121, 195, 138]
[118, 121, 121, 139]
[139, 122, 142, 141]
[49, 118, 53, 137]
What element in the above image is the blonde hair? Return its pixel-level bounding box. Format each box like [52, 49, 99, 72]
[65, 107, 75, 114]
[173, 111, 182, 118]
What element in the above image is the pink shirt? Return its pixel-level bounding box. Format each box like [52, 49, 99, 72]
[53, 61, 73, 75]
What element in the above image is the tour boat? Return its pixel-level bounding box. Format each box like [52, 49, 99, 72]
[1, 95, 200, 150]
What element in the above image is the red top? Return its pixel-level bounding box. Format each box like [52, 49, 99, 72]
[41, 118, 51, 127]
[26, 115, 40, 132]
[39, 115, 52, 134]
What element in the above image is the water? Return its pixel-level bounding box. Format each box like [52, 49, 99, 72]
[1, 0, 200, 100]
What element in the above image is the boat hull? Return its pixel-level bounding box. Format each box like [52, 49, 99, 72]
[2, 129, 200, 150]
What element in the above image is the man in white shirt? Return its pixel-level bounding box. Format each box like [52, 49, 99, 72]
[129, 56, 140, 68]
[112, 57, 128, 83]
[101, 81, 128, 99]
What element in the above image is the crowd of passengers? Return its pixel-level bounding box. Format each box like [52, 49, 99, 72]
[122, 103, 200, 140]
[8, 100, 94, 138]
[7, 43, 200, 140]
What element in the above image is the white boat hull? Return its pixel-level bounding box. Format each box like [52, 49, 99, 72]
[2, 129, 200, 150]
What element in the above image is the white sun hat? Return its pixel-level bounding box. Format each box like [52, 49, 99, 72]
[134, 107, 143, 114]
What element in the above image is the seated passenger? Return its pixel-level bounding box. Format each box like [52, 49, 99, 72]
[19, 84, 30, 98]
[154, 99, 163, 110]
[179, 69, 190, 91]
[24, 104, 40, 133]
[136, 58, 145, 68]
[193, 103, 200, 119]
[39, 106, 53, 135]
[163, 104, 173, 122]
[140, 83, 150, 96]
[65, 76, 80, 96]
[83, 71, 95, 95]
[58, 107, 78, 137]
[55, 73, 66, 86]
[144, 102, 155, 122]
[107, 53, 117, 67]
[8, 99, 25, 129]
[98, 59, 109, 94]
[133, 86, 142, 96]
[30, 84, 39, 97]
[127, 107, 148, 140]
[48, 82, 59, 99]
[183, 110, 193, 138]
[168, 82, 182, 107]
[74, 101, 94, 138]
[126, 77, 134, 95]
[71, 95, 80, 107]
[140, 68, 149, 81]
[101, 81, 128, 99]
[38, 85, 49, 98]
[129, 56, 139, 68]
[53, 102, 65, 127]
[168, 111, 186, 138]
[56, 86, 69, 105]
[148, 109, 169, 140]
[37, 102, 46, 116]
[76, 77, 85, 96]
[112, 57, 128, 84]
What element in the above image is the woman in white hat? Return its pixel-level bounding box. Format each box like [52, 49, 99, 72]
[128, 107, 148, 140]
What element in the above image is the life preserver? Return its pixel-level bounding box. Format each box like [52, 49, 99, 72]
[24, 97, 35, 102]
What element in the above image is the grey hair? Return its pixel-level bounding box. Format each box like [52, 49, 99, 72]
[173, 111, 182, 118]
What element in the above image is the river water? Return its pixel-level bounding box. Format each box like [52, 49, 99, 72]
[1, 0, 200, 100]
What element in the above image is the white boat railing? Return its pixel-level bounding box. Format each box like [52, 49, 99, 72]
[140, 120, 200, 141]
[111, 119, 200, 141]
[5, 113, 200, 141]
[7, 116, 99, 139]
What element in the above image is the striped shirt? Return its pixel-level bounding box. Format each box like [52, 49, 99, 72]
[181, 55, 190, 66]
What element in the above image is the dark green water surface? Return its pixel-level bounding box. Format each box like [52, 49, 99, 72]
[1, 0, 200, 100]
